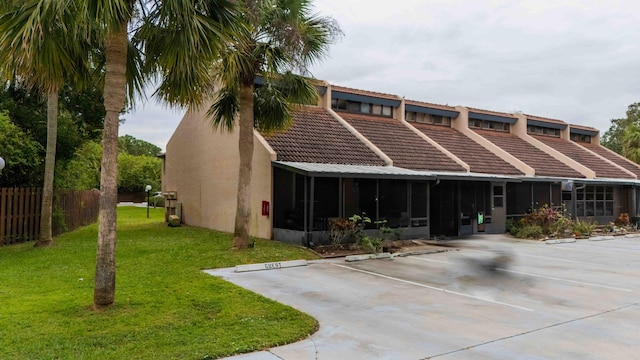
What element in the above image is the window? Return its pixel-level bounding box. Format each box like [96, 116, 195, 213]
[469, 119, 509, 132]
[570, 133, 592, 143]
[527, 125, 560, 137]
[493, 185, 504, 208]
[332, 99, 393, 117]
[575, 185, 614, 217]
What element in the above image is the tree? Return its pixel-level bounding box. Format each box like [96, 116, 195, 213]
[117, 153, 161, 193]
[208, 0, 340, 249]
[84, 0, 237, 309]
[601, 103, 640, 155]
[118, 134, 161, 156]
[0, 112, 43, 186]
[0, 1, 91, 247]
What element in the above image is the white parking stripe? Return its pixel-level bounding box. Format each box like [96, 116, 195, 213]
[494, 268, 633, 292]
[331, 263, 534, 312]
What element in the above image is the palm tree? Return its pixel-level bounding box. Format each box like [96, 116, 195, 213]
[0, 1, 91, 247]
[208, 0, 341, 249]
[623, 122, 640, 163]
[86, 0, 237, 309]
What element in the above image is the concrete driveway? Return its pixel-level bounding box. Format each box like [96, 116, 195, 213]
[205, 235, 640, 359]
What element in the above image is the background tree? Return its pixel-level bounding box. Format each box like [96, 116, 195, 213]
[209, 0, 340, 249]
[601, 103, 640, 155]
[0, 112, 43, 186]
[118, 134, 161, 156]
[0, 1, 91, 247]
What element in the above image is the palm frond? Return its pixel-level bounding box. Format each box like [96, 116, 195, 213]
[207, 84, 239, 132]
[253, 83, 293, 134]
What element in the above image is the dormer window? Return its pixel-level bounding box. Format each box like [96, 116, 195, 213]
[332, 98, 393, 117]
[469, 119, 509, 132]
[527, 125, 560, 137]
[570, 133, 591, 143]
[405, 111, 451, 126]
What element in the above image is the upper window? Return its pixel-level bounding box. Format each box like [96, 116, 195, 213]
[332, 98, 393, 117]
[570, 133, 592, 143]
[405, 111, 451, 126]
[527, 125, 560, 137]
[469, 119, 509, 132]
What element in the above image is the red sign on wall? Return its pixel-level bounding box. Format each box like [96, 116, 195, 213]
[261, 201, 270, 217]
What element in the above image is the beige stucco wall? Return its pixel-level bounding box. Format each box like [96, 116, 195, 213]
[163, 105, 275, 239]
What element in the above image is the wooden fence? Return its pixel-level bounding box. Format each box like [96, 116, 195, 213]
[0, 188, 100, 245]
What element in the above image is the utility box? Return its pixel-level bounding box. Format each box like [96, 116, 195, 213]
[164, 191, 178, 222]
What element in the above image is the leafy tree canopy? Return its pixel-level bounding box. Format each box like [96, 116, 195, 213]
[0, 112, 43, 186]
[118, 134, 161, 157]
[601, 103, 640, 155]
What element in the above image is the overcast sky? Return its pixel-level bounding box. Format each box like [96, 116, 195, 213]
[121, 0, 640, 151]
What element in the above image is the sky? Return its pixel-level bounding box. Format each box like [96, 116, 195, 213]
[120, 0, 640, 151]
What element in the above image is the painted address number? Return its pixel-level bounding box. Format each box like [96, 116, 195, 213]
[264, 262, 282, 270]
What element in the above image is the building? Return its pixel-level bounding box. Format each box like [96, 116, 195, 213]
[162, 81, 640, 245]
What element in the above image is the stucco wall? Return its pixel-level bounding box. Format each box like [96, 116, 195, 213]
[163, 105, 274, 239]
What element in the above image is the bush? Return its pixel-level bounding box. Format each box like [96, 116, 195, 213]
[572, 219, 597, 237]
[328, 217, 354, 249]
[514, 225, 543, 239]
[615, 213, 630, 227]
[521, 204, 571, 236]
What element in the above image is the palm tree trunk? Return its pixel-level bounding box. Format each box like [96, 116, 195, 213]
[233, 83, 255, 249]
[94, 21, 128, 309]
[35, 91, 58, 247]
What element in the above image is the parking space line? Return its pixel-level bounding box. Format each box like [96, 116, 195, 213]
[464, 248, 629, 268]
[494, 268, 633, 292]
[331, 263, 534, 312]
[406, 256, 453, 265]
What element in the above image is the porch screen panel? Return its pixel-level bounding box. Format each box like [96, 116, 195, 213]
[507, 183, 531, 216]
[313, 178, 339, 230]
[411, 181, 428, 226]
[379, 179, 408, 227]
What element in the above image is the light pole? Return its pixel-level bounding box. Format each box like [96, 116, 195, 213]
[145, 184, 152, 218]
[0, 156, 5, 186]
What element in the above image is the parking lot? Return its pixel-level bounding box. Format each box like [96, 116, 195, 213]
[206, 235, 640, 359]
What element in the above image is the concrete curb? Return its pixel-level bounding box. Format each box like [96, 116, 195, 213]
[589, 236, 615, 241]
[392, 248, 455, 257]
[345, 253, 392, 262]
[235, 259, 307, 273]
[545, 238, 576, 244]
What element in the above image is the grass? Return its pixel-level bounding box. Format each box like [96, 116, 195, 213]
[0, 207, 320, 359]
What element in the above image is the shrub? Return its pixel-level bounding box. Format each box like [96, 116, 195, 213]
[572, 219, 597, 237]
[521, 204, 571, 236]
[514, 225, 543, 239]
[615, 213, 630, 227]
[328, 218, 354, 249]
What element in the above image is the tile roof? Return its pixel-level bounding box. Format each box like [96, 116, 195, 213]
[525, 114, 567, 125]
[262, 107, 386, 166]
[466, 107, 517, 119]
[531, 135, 635, 179]
[339, 112, 466, 172]
[473, 129, 584, 178]
[412, 123, 523, 175]
[570, 124, 599, 132]
[404, 99, 457, 112]
[330, 85, 400, 101]
[576, 142, 640, 178]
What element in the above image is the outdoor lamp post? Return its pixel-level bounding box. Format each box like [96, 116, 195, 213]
[0, 156, 5, 185]
[145, 184, 152, 218]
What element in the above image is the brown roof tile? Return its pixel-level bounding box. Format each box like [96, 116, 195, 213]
[412, 124, 523, 175]
[531, 135, 634, 179]
[525, 114, 567, 125]
[330, 85, 400, 101]
[577, 142, 640, 178]
[262, 107, 386, 166]
[404, 99, 457, 112]
[467, 107, 517, 119]
[339, 112, 466, 172]
[474, 130, 584, 178]
[570, 123, 599, 132]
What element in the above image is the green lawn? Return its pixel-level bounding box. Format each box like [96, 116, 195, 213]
[0, 207, 320, 359]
